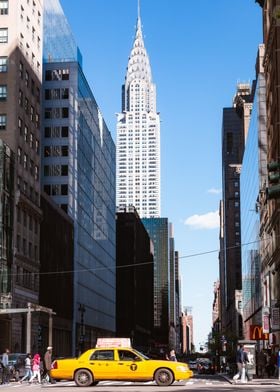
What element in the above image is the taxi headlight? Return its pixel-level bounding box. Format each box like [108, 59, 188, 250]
[176, 365, 188, 372]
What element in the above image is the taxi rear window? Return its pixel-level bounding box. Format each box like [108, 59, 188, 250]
[90, 350, 114, 361]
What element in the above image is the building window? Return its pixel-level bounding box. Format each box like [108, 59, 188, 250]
[24, 126, 28, 142]
[0, 85, 7, 100]
[0, 1, 8, 15]
[19, 89, 23, 106]
[61, 107, 68, 118]
[0, 28, 8, 43]
[0, 114, 6, 130]
[61, 165, 68, 176]
[0, 56, 7, 72]
[25, 70, 29, 87]
[18, 117, 23, 135]
[17, 147, 22, 164]
[44, 184, 50, 195]
[61, 184, 68, 195]
[61, 126, 68, 137]
[23, 153, 27, 169]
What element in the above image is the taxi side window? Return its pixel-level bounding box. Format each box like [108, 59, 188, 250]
[90, 350, 114, 361]
[118, 350, 140, 361]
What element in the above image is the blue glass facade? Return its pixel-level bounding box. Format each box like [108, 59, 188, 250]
[240, 79, 262, 335]
[43, 0, 116, 354]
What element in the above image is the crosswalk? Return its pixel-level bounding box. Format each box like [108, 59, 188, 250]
[0, 377, 229, 388]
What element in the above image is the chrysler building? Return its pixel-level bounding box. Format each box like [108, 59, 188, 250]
[116, 1, 161, 218]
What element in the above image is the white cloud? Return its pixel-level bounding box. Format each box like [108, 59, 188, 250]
[184, 210, 220, 230]
[207, 188, 222, 195]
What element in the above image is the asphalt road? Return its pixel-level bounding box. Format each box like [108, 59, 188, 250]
[1, 374, 280, 391]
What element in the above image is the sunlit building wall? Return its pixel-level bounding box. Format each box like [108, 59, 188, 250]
[0, 0, 43, 352]
[240, 47, 265, 339]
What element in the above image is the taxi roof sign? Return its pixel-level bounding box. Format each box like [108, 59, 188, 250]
[96, 338, 132, 348]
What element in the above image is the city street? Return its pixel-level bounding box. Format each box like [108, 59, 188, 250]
[1, 375, 280, 391]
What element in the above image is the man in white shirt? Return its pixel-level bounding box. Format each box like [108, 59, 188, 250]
[1, 349, 10, 384]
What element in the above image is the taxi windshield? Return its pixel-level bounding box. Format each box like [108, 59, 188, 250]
[133, 349, 150, 360]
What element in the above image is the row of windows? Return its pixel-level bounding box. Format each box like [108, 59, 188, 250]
[44, 126, 69, 138]
[0, 114, 6, 130]
[17, 176, 39, 205]
[17, 206, 39, 234]
[17, 148, 39, 179]
[45, 68, 69, 81]
[16, 235, 38, 261]
[45, 88, 69, 100]
[19, 62, 41, 101]
[45, 107, 69, 119]
[44, 165, 68, 177]
[44, 183, 68, 196]
[19, 90, 40, 125]
[0, 1, 8, 15]
[16, 266, 39, 291]
[0, 56, 7, 72]
[44, 145, 68, 157]
[18, 117, 40, 153]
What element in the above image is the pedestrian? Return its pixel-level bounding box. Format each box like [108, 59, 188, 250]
[169, 349, 177, 362]
[266, 351, 277, 377]
[44, 346, 55, 384]
[29, 354, 41, 384]
[19, 353, 32, 383]
[232, 344, 250, 383]
[1, 348, 10, 384]
[256, 349, 267, 378]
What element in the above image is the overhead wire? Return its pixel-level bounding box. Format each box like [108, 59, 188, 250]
[11, 235, 273, 278]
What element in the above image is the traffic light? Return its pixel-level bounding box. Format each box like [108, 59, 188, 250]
[267, 161, 280, 199]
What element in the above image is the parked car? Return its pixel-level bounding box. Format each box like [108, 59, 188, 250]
[6, 353, 26, 381]
[188, 360, 197, 371]
[50, 346, 193, 386]
[196, 358, 215, 374]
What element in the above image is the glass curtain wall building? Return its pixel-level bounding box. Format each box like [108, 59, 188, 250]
[240, 47, 265, 339]
[142, 218, 170, 346]
[43, 0, 116, 354]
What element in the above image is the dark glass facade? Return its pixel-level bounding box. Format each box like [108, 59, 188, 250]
[116, 209, 154, 351]
[142, 217, 170, 345]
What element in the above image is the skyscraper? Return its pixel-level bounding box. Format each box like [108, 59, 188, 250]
[42, 0, 116, 354]
[116, 0, 160, 218]
[0, 0, 43, 350]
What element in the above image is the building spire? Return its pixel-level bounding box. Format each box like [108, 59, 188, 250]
[138, 0, 141, 22]
[125, 0, 152, 88]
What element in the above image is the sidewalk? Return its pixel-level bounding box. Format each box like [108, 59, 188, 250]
[220, 373, 280, 385]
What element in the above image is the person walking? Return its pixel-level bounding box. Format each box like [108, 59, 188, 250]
[19, 353, 32, 383]
[233, 344, 249, 383]
[169, 349, 177, 362]
[1, 349, 10, 384]
[44, 346, 55, 384]
[29, 354, 41, 384]
[257, 349, 267, 378]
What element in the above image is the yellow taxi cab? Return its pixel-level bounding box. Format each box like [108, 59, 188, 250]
[50, 339, 193, 387]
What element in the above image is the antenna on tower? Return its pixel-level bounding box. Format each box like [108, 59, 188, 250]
[138, 0, 141, 20]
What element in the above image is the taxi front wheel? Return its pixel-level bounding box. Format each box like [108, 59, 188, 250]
[154, 368, 174, 386]
[74, 369, 93, 387]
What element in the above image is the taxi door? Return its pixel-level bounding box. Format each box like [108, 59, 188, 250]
[116, 349, 149, 381]
[88, 349, 118, 379]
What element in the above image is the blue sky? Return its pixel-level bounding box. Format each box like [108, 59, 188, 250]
[59, 0, 262, 349]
